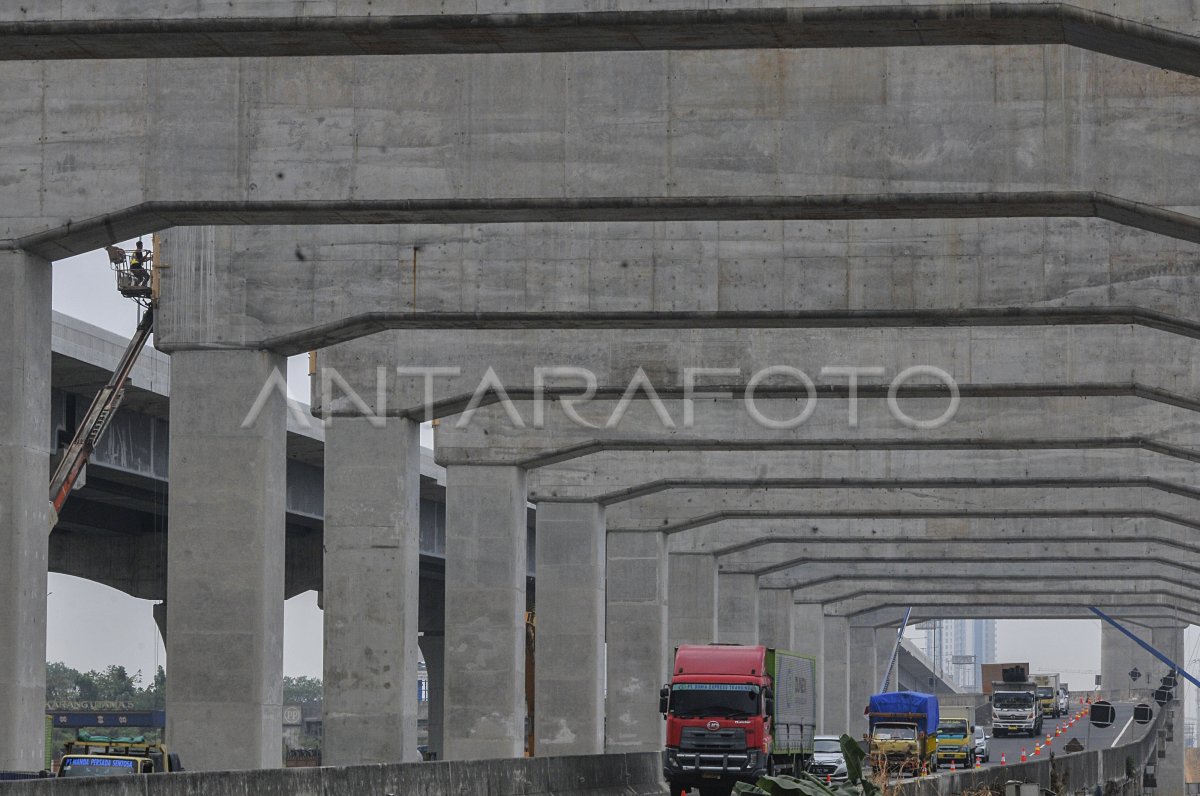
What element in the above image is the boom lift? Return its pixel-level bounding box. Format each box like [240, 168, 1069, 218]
[48, 240, 157, 527]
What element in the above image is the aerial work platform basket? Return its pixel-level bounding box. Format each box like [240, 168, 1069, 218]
[105, 242, 154, 304]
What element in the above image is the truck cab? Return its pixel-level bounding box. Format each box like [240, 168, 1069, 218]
[991, 684, 1043, 737]
[934, 707, 974, 767]
[661, 644, 816, 796]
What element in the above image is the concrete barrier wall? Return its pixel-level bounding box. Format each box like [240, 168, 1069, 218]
[898, 704, 1165, 795]
[0, 753, 665, 796]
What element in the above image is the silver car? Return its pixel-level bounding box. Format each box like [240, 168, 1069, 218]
[973, 727, 990, 763]
[806, 735, 849, 782]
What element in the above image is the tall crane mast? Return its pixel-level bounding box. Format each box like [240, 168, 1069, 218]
[48, 240, 156, 528]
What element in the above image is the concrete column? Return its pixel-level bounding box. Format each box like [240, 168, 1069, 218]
[534, 501, 605, 756]
[848, 627, 879, 739]
[1150, 625, 1185, 795]
[166, 349, 286, 771]
[0, 250, 50, 771]
[420, 635, 444, 760]
[667, 553, 717, 653]
[791, 603, 825, 727]
[822, 615, 850, 735]
[443, 465, 527, 760]
[717, 572, 758, 646]
[322, 417, 420, 765]
[606, 531, 668, 753]
[1100, 619, 1161, 697]
[758, 590, 794, 650]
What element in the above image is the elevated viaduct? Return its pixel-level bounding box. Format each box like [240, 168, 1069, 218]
[0, 1, 1197, 794]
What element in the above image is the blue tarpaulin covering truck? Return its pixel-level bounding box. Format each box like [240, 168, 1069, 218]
[867, 691, 940, 775]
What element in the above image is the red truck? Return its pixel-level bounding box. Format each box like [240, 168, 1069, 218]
[660, 644, 817, 796]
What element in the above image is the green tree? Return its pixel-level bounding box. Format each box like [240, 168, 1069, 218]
[283, 676, 322, 705]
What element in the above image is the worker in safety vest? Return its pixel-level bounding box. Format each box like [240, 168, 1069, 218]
[128, 240, 150, 286]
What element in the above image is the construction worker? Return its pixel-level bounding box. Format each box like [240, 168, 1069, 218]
[128, 240, 150, 286]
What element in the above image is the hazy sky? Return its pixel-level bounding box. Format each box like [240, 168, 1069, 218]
[47, 246, 1199, 725]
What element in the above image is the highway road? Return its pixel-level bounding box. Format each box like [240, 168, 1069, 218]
[974, 699, 1155, 770]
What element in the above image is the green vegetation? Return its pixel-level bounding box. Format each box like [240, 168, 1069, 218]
[733, 735, 886, 796]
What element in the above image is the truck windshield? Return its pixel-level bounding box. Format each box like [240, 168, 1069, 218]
[670, 684, 760, 718]
[937, 724, 967, 739]
[872, 724, 916, 741]
[1036, 688, 1053, 699]
[59, 757, 139, 777]
[994, 694, 1032, 709]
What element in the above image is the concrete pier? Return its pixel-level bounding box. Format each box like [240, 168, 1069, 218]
[165, 349, 286, 771]
[322, 417, 421, 765]
[821, 615, 850, 735]
[605, 531, 668, 753]
[0, 251, 50, 771]
[442, 465, 527, 760]
[667, 553, 718, 652]
[758, 590, 794, 650]
[717, 573, 759, 646]
[533, 501, 606, 756]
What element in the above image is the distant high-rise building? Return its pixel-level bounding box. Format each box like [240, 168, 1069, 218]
[920, 619, 997, 691]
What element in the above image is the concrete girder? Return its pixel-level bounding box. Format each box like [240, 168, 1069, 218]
[782, 573, 1200, 605]
[669, 517, 1198, 556]
[826, 591, 1200, 623]
[6, 4, 1200, 63]
[5, 37, 1199, 252]
[719, 541, 1200, 578]
[601, 484, 1200, 533]
[526, 447, 1200, 503]
[154, 217, 1200, 352]
[433, 395, 1200, 467]
[849, 604, 1195, 628]
[316, 323, 1200, 418]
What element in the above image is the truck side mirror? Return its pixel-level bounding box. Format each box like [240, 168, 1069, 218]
[659, 685, 670, 716]
[763, 687, 775, 716]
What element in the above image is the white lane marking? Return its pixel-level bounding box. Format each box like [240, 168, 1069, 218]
[1110, 714, 1134, 748]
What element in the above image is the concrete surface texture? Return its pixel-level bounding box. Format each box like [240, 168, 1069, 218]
[0, 0, 1196, 783]
[0, 752, 667, 796]
[165, 349, 288, 771]
[442, 465, 528, 761]
[0, 251, 51, 772]
[322, 417, 421, 765]
[533, 501, 606, 757]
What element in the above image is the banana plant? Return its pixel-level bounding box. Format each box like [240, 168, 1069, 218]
[732, 735, 882, 796]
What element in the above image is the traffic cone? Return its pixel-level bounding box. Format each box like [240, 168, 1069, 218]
[975, 756, 981, 769]
[950, 759, 956, 772]
[826, 774, 831, 785]
[1034, 743, 1041, 756]
[1000, 752, 1006, 766]
[1020, 747, 1027, 763]
[1055, 724, 1062, 737]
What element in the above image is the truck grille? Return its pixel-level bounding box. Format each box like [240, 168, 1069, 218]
[680, 727, 747, 752]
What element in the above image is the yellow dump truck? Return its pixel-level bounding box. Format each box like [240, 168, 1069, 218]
[868, 691, 939, 776]
[935, 706, 975, 768]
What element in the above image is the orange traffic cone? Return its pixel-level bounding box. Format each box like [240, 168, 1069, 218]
[950, 759, 956, 772]
[826, 774, 832, 785]
[1034, 743, 1041, 756]
[1055, 724, 1062, 737]
[975, 756, 982, 769]
[1000, 752, 1006, 766]
[1020, 747, 1027, 763]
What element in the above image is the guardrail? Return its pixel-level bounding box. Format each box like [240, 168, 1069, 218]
[0, 752, 665, 795]
[897, 701, 1169, 795]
